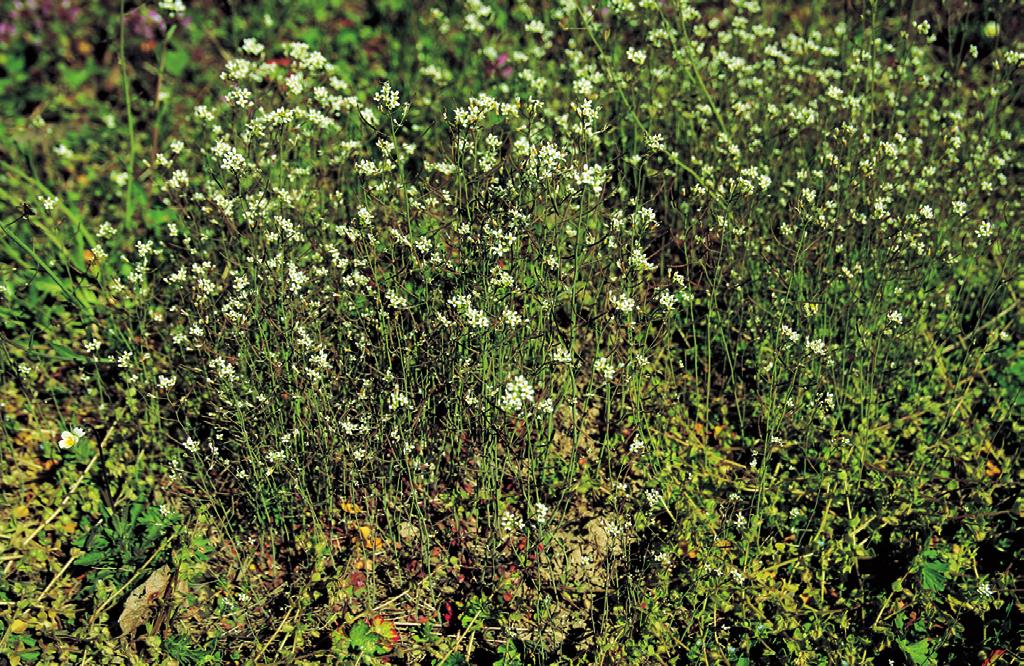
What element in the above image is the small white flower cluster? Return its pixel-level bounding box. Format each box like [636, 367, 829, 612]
[594, 356, 617, 381]
[182, 436, 200, 454]
[448, 293, 490, 329]
[240, 38, 264, 57]
[501, 509, 525, 535]
[533, 502, 550, 526]
[805, 338, 828, 357]
[158, 0, 186, 17]
[573, 163, 608, 196]
[374, 81, 401, 113]
[500, 375, 535, 415]
[211, 140, 250, 175]
[626, 47, 647, 65]
[389, 386, 413, 411]
[610, 291, 636, 315]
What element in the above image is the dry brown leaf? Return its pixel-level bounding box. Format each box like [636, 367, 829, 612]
[117, 565, 171, 635]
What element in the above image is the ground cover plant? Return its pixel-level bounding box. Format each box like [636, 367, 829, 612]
[0, 0, 1021, 664]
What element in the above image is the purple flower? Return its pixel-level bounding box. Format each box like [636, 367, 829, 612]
[2, 0, 82, 42]
[485, 52, 513, 80]
[125, 8, 167, 41]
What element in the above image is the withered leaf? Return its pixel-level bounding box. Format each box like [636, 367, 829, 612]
[117, 565, 171, 635]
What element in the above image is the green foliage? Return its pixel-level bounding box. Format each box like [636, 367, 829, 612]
[348, 620, 387, 656]
[917, 549, 949, 593]
[900, 637, 938, 666]
[72, 502, 174, 571]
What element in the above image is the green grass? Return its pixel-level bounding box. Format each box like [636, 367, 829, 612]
[1, 1, 1022, 664]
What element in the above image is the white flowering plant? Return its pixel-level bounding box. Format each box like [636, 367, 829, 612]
[0, 1, 1021, 664]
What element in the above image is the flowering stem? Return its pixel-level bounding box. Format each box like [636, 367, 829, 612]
[151, 25, 178, 165]
[119, 0, 137, 230]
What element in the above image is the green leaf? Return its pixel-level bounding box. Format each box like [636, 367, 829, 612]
[164, 49, 190, 78]
[74, 549, 109, 567]
[919, 550, 948, 592]
[438, 656, 468, 666]
[3, 53, 27, 75]
[899, 638, 937, 666]
[348, 621, 382, 654]
[59, 64, 94, 90]
[494, 641, 523, 666]
[51, 343, 88, 362]
[31, 277, 64, 297]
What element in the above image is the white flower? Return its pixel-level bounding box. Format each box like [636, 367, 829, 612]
[389, 386, 413, 411]
[211, 140, 249, 174]
[646, 133, 666, 152]
[500, 375, 535, 414]
[465, 305, 490, 329]
[573, 163, 607, 196]
[656, 289, 677, 310]
[501, 510, 525, 534]
[502, 307, 524, 328]
[806, 338, 827, 357]
[630, 245, 655, 272]
[241, 38, 265, 57]
[158, 0, 186, 17]
[595, 356, 616, 381]
[59, 427, 86, 449]
[386, 289, 409, 309]
[374, 81, 401, 112]
[626, 47, 647, 65]
[611, 291, 636, 315]
[166, 170, 189, 190]
[97, 221, 116, 238]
